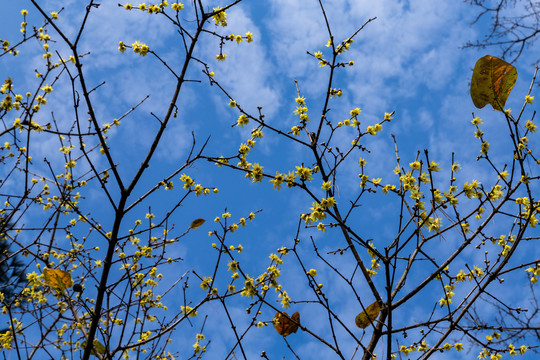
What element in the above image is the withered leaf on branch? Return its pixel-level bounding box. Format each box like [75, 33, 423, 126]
[355, 301, 380, 329]
[189, 218, 206, 229]
[43, 268, 73, 291]
[470, 55, 517, 111]
[81, 339, 107, 356]
[273, 311, 300, 337]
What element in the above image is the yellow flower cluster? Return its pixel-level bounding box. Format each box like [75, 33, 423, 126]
[455, 265, 484, 283]
[132, 41, 150, 56]
[526, 264, 540, 284]
[179, 174, 213, 195]
[438, 284, 455, 306]
[212, 7, 227, 26]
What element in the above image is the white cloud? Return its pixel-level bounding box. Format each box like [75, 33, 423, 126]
[201, 6, 281, 119]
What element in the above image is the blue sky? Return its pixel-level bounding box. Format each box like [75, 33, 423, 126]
[1, 0, 539, 359]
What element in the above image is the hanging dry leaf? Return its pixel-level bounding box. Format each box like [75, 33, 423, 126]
[189, 218, 206, 229]
[43, 268, 73, 290]
[81, 339, 107, 356]
[470, 55, 517, 111]
[355, 301, 380, 329]
[273, 311, 300, 337]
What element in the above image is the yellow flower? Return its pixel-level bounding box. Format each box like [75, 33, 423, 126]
[428, 160, 440, 172]
[171, 2, 184, 11]
[200, 276, 212, 290]
[248, 163, 264, 182]
[320, 196, 337, 208]
[237, 114, 249, 126]
[471, 116, 483, 125]
[350, 107, 361, 117]
[181, 306, 197, 317]
[132, 41, 149, 56]
[212, 7, 228, 26]
[227, 261, 238, 272]
[410, 161, 421, 170]
[41, 84, 53, 93]
[525, 120, 537, 132]
[295, 96, 306, 105]
[439, 298, 449, 306]
[295, 166, 313, 181]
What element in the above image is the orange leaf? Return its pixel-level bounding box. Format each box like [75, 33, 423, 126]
[273, 311, 300, 337]
[355, 301, 380, 329]
[470, 55, 517, 111]
[43, 268, 73, 290]
[189, 218, 205, 229]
